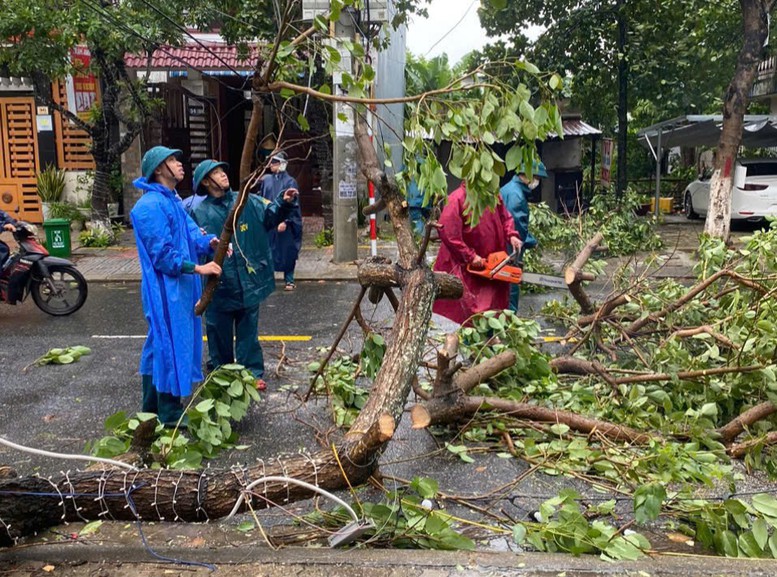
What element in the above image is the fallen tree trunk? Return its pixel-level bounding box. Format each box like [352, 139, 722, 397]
[0, 415, 393, 546]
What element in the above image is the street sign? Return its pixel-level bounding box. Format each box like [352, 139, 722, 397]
[601, 138, 613, 187]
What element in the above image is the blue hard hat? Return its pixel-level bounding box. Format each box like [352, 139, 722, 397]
[193, 160, 229, 195]
[141, 146, 182, 180]
[518, 159, 548, 178]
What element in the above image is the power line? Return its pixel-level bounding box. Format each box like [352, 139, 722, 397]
[424, 0, 478, 58]
[134, 0, 246, 78]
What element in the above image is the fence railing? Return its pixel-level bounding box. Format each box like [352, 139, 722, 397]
[629, 178, 690, 212]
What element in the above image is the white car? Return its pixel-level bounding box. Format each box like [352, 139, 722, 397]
[683, 159, 777, 221]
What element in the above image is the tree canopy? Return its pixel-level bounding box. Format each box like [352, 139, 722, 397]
[477, 0, 743, 131]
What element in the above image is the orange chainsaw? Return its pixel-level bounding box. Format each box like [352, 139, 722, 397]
[467, 250, 523, 284]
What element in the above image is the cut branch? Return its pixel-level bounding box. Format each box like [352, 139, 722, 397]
[728, 431, 777, 459]
[718, 400, 777, 443]
[564, 232, 604, 315]
[412, 396, 653, 444]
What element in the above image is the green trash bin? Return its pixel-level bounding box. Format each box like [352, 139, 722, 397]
[43, 218, 72, 258]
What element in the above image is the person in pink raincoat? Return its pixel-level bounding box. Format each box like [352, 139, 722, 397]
[433, 182, 522, 325]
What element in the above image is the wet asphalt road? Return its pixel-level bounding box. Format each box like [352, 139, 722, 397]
[0, 280, 382, 475]
[0, 279, 571, 533]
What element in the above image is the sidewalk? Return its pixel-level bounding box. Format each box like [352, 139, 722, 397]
[70, 217, 401, 283]
[68, 215, 709, 284]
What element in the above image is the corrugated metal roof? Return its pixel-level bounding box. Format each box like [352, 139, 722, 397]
[545, 118, 602, 139]
[560, 118, 602, 137]
[124, 42, 258, 73]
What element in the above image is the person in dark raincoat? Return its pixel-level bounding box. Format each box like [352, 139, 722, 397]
[191, 159, 299, 391]
[0, 209, 18, 269]
[258, 151, 302, 291]
[432, 182, 522, 325]
[407, 178, 432, 237]
[500, 160, 544, 311]
[130, 146, 222, 427]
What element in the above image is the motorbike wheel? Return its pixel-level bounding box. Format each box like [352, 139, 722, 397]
[31, 265, 88, 316]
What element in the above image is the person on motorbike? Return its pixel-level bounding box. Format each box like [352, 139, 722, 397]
[190, 159, 299, 391]
[130, 146, 223, 428]
[0, 209, 18, 269]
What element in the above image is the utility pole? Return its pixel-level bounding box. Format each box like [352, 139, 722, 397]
[331, 10, 359, 263]
[301, 1, 391, 262]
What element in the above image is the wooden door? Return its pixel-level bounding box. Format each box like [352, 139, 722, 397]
[0, 97, 41, 222]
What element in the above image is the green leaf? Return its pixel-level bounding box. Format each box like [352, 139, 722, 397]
[549, 423, 570, 436]
[79, 520, 103, 536]
[738, 531, 764, 558]
[505, 145, 522, 171]
[512, 524, 527, 544]
[104, 411, 128, 432]
[752, 518, 769, 550]
[411, 477, 439, 499]
[633, 484, 666, 524]
[195, 399, 215, 413]
[752, 494, 777, 518]
[237, 521, 255, 533]
[716, 530, 739, 557]
[489, 0, 507, 9]
[227, 379, 244, 398]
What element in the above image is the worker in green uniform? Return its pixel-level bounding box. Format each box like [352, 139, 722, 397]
[190, 160, 299, 390]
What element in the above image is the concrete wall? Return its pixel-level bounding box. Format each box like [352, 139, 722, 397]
[539, 139, 585, 210]
[62, 171, 92, 206]
[375, 2, 407, 173]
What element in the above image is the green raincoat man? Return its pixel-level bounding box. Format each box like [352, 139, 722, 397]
[190, 160, 298, 390]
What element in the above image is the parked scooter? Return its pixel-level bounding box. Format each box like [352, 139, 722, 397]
[0, 222, 87, 315]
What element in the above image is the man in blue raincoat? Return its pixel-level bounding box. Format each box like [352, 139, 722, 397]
[130, 146, 222, 427]
[191, 159, 299, 391]
[258, 151, 302, 291]
[500, 160, 545, 312]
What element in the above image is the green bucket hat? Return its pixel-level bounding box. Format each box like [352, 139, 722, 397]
[141, 146, 182, 180]
[193, 160, 229, 195]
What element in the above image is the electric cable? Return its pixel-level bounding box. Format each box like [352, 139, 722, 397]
[135, 0, 246, 78]
[226, 475, 359, 523]
[0, 436, 138, 471]
[424, 0, 478, 58]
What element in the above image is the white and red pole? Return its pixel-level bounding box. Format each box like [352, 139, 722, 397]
[367, 104, 377, 256]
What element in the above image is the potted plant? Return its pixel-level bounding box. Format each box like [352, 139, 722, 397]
[36, 165, 67, 220]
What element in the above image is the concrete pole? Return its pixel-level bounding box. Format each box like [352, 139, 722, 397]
[332, 13, 359, 263]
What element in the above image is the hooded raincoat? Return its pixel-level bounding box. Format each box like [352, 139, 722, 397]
[131, 177, 215, 398]
[500, 176, 538, 312]
[500, 176, 538, 252]
[258, 171, 302, 273]
[432, 183, 519, 325]
[191, 190, 293, 311]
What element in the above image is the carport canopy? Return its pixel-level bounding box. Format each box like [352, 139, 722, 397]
[637, 114, 777, 150]
[636, 115, 777, 216]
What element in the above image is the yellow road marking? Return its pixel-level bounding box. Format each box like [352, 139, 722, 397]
[540, 336, 577, 343]
[203, 336, 312, 342]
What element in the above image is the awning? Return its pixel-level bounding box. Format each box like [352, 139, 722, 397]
[550, 117, 602, 139]
[637, 115, 777, 149]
